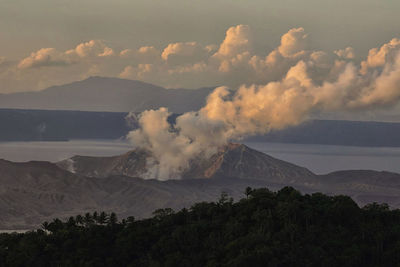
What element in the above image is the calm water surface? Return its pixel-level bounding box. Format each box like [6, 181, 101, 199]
[1, 140, 400, 174]
[0, 140, 132, 162]
[244, 142, 400, 174]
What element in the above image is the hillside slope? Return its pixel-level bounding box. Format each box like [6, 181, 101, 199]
[57, 143, 316, 183]
[0, 77, 213, 113]
[2, 146, 400, 229]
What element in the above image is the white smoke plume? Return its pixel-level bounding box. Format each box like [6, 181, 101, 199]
[127, 30, 400, 180]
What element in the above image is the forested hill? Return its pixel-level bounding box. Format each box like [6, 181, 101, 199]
[1, 187, 399, 266]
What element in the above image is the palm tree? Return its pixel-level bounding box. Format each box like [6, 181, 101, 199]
[245, 187, 253, 199]
[126, 216, 135, 225]
[99, 212, 108, 225]
[41, 221, 50, 231]
[84, 212, 93, 227]
[108, 212, 117, 226]
[75, 214, 84, 225]
[92, 211, 99, 224]
[67, 216, 76, 227]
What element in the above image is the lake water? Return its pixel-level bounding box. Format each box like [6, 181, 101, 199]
[0, 140, 132, 162]
[0, 230, 30, 234]
[244, 142, 400, 174]
[0, 140, 400, 174]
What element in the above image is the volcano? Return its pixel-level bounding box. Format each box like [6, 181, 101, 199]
[57, 143, 316, 183]
[2, 144, 400, 229]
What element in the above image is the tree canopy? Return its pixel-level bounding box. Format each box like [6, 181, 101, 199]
[1, 187, 400, 266]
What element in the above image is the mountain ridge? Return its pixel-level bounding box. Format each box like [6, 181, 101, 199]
[57, 143, 316, 183]
[2, 107, 400, 146]
[2, 144, 400, 229]
[0, 77, 214, 113]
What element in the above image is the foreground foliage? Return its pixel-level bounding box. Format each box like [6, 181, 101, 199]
[1, 187, 400, 266]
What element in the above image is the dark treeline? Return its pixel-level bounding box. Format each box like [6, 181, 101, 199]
[1, 187, 400, 266]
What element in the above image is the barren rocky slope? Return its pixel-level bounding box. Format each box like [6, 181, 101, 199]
[2, 145, 400, 229]
[57, 143, 316, 183]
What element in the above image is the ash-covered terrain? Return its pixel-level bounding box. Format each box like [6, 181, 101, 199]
[57, 143, 315, 182]
[1, 143, 400, 229]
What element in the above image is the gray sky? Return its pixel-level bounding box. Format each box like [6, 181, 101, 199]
[1, 0, 400, 60]
[1, 0, 400, 101]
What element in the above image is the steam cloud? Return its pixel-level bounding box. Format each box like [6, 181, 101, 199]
[127, 27, 400, 180]
[6, 24, 400, 179]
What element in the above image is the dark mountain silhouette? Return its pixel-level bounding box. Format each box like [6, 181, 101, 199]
[2, 107, 400, 146]
[0, 108, 130, 141]
[0, 77, 214, 113]
[248, 119, 400, 147]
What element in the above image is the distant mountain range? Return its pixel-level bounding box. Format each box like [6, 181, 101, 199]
[0, 109, 130, 141]
[0, 76, 214, 113]
[1, 76, 400, 146]
[248, 119, 400, 147]
[1, 143, 400, 229]
[1, 108, 400, 147]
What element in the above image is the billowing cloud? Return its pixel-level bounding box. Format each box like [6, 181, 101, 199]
[360, 38, 400, 74]
[161, 42, 210, 65]
[10, 40, 119, 90]
[214, 25, 252, 58]
[278, 27, 308, 58]
[17, 40, 115, 71]
[211, 25, 253, 74]
[17, 48, 71, 69]
[3, 24, 400, 108]
[66, 40, 114, 58]
[5, 24, 400, 179]
[334, 47, 355, 59]
[127, 35, 400, 180]
[9, 26, 317, 90]
[120, 46, 160, 63]
[120, 64, 155, 80]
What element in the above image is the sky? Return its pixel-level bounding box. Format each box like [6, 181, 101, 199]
[2, 0, 400, 176]
[0, 0, 400, 97]
[1, 0, 400, 59]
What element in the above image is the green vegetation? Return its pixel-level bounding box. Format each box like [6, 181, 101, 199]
[1, 187, 400, 266]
